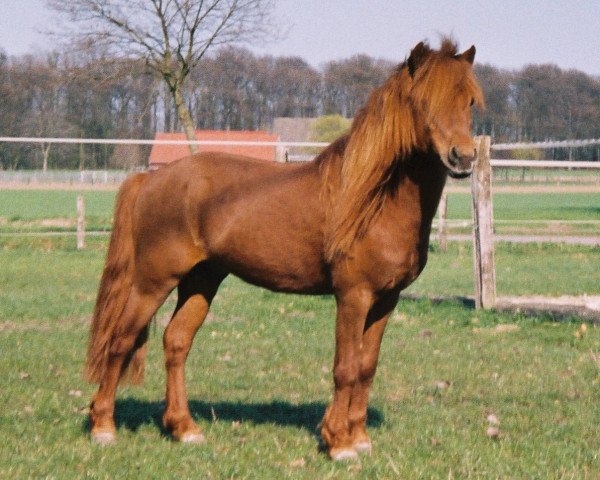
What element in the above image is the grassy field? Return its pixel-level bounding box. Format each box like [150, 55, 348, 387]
[1, 188, 599, 239]
[445, 191, 600, 222]
[442, 191, 600, 237]
[411, 242, 600, 298]
[0, 190, 116, 233]
[0, 236, 599, 478]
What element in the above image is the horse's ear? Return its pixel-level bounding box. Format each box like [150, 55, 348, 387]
[459, 45, 476, 65]
[407, 41, 431, 77]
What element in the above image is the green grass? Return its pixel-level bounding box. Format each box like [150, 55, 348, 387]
[445, 192, 600, 222]
[492, 168, 600, 185]
[0, 190, 116, 232]
[407, 242, 600, 297]
[1, 189, 599, 235]
[439, 191, 600, 236]
[1, 237, 599, 478]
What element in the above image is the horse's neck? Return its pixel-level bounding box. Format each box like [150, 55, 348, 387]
[391, 152, 448, 229]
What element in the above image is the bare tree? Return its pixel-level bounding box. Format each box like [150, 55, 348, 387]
[46, 0, 278, 152]
[323, 56, 394, 117]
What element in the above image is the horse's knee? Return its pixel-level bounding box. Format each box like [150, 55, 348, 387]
[359, 355, 379, 383]
[163, 329, 194, 364]
[333, 360, 359, 388]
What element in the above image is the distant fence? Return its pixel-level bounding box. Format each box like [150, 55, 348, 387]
[2, 135, 600, 169]
[1, 136, 599, 310]
[460, 136, 600, 309]
[493, 138, 600, 150]
[0, 169, 129, 185]
[0, 136, 328, 171]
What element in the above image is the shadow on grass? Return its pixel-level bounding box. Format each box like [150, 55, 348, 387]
[400, 293, 476, 309]
[400, 294, 599, 323]
[558, 206, 600, 216]
[91, 398, 383, 440]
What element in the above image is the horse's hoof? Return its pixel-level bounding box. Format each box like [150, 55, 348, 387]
[180, 432, 206, 444]
[91, 430, 116, 445]
[354, 440, 372, 454]
[330, 448, 358, 461]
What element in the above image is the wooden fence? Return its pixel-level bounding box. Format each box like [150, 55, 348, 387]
[471, 136, 496, 309]
[440, 135, 600, 309]
[2, 135, 600, 309]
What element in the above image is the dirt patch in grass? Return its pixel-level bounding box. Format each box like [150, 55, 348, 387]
[0, 321, 52, 332]
[0, 316, 91, 332]
[39, 218, 75, 228]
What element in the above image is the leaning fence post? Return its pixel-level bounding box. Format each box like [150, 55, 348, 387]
[471, 135, 496, 309]
[437, 192, 448, 252]
[77, 194, 85, 250]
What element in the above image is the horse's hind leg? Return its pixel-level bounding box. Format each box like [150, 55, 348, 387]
[162, 263, 226, 442]
[90, 285, 170, 444]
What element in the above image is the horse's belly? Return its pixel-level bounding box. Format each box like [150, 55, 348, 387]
[205, 220, 330, 294]
[223, 249, 331, 294]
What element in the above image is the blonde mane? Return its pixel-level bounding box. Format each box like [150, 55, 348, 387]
[323, 39, 483, 260]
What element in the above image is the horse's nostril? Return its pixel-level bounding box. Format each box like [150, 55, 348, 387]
[448, 147, 459, 166]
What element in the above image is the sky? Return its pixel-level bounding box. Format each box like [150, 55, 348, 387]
[1, 0, 600, 76]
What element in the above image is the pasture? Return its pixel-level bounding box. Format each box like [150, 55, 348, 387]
[0, 187, 599, 478]
[1, 187, 599, 237]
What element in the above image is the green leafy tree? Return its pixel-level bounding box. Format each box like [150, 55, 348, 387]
[309, 114, 352, 143]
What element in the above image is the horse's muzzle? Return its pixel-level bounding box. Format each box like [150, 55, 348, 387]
[446, 146, 477, 178]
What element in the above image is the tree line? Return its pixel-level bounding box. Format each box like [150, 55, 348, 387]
[1, 46, 600, 170]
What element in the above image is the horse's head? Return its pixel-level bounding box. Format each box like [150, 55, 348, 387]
[407, 40, 484, 178]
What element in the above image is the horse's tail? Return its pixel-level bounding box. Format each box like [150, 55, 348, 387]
[84, 172, 148, 385]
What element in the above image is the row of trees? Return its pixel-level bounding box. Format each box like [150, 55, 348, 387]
[1, 46, 600, 169]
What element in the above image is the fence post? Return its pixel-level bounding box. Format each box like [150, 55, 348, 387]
[77, 194, 85, 250]
[471, 135, 496, 309]
[437, 192, 448, 252]
[275, 145, 288, 163]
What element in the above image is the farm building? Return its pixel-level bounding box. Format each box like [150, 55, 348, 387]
[148, 130, 280, 169]
[272, 117, 317, 143]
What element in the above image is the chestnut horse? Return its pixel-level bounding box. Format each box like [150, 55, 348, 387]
[86, 39, 483, 460]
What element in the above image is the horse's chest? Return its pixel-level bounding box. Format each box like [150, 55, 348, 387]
[378, 247, 425, 291]
[353, 225, 428, 293]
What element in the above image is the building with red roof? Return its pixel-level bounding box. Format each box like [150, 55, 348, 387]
[148, 130, 281, 169]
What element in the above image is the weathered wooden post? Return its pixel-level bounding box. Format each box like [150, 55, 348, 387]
[77, 194, 85, 250]
[437, 192, 448, 252]
[471, 135, 496, 309]
[275, 144, 288, 163]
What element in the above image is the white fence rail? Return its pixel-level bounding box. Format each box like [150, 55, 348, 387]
[490, 160, 600, 169]
[0, 162, 597, 186]
[1, 136, 599, 176]
[492, 138, 600, 150]
[1, 135, 598, 310]
[4, 136, 600, 149]
[0, 136, 329, 149]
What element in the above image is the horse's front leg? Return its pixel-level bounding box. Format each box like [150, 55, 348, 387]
[348, 291, 399, 454]
[320, 288, 373, 460]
